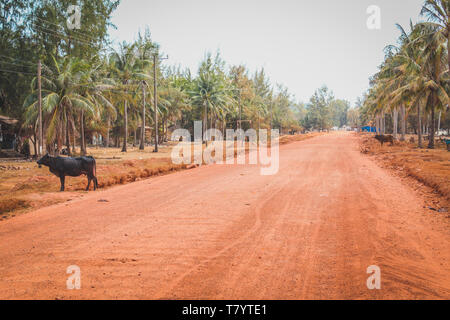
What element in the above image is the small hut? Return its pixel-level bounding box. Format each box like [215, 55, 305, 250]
[0, 115, 19, 150]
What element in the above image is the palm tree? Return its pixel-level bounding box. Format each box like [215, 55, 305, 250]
[24, 56, 96, 155]
[158, 82, 190, 142]
[109, 43, 150, 152]
[190, 53, 233, 144]
[414, 22, 448, 148]
[415, 1, 449, 148]
[369, 20, 448, 149]
[135, 31, 157, 150]
[252, 68, 272, 131]
[101, 88, 118, 148]
[378, 23, 417, 141]
[77, 61, 116, 154]
[420, 0, 449, 73]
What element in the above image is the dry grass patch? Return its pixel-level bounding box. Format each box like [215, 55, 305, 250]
[0, 198, 30, 216]
[359, 133, 450, 206]
[278, 132, 325, 145]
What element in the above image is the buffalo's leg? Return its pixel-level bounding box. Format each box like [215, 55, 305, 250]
[93, 177, 98, 190]
[59, 175, 65, 192]
[86, 177, 92, 191]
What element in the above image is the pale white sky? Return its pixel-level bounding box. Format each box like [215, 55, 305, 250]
[109, 0, 425, 106]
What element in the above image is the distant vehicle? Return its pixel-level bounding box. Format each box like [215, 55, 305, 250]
[362, 126, 377, 133]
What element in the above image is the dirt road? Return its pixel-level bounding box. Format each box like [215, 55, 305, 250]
[0, 132, 449, 299]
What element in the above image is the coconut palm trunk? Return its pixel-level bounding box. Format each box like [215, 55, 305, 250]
[378, 113, 382, 134]
[428, 95, 436, 149]
[56, 121, 63, 155]
[418, 103, 423, 148]
[140, 83, 146, 150]
[204, 100, 208, 146]
[400, 105, 406, 141]
[71, 119, 76, 154]
[378, 115, 381, 134]
[80, 110, 86, 156]
[122, 99, 128, 152]
[65, 121, 71, 156]
[393, 107, 398, 140]
[72, 132, 76, 154]
[437, 111, 441, 133]
[32, 133, 37, 158]
[380, 115, 382, 134]
[222, 119, 226, 137]
[375, 115, 380, 134]
[65, 111, 71, 156]
[106, 116, 110, 148]
[163, 117, 168, 142]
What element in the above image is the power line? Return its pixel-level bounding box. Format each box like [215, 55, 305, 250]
[1, 16, 115, 55]
[1, 15, 102, 47]
[32, 22, 96, 44]
[32, 23, 97, 47]
[33, 15, 99, 43]
[0, 68, 61, 84]
[0, 60, 35, 69]
[0, 68, 36, 76]
[0, 54, 38, 66]
[32, 23, 115, 52]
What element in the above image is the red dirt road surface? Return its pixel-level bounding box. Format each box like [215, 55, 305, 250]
[0, 132, 449, 299]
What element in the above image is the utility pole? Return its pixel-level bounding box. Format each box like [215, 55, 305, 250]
[270, 101, 273, 130]
[152, 53, 168, 153]
[140, 81, 146, 150]
[204, 100, 208, 147]
[238, 90, 242, 131]
[153, 54, 158, 152]
[238, 90, 243, 146]
[270, 90, 274, 130]
[121, 98, 127, 153]
[37, 60, 43, 156]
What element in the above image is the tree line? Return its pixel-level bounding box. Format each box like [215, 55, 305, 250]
[351, 0, 449, 149]
[1, 0, 358, 157]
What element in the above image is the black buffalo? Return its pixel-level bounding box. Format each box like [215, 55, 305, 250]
[37, 154, 98, 191]
[374, 135, 394, 146]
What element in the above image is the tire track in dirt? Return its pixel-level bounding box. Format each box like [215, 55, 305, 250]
[154, 183, 283, 299]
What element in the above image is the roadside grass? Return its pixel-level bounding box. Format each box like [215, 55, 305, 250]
[359, 133, 450, 205]
[279, 132, 324, 145]
[0, 132, 323, 219]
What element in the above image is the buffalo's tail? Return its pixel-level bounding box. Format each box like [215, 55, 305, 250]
[87, 156, 96, 177]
